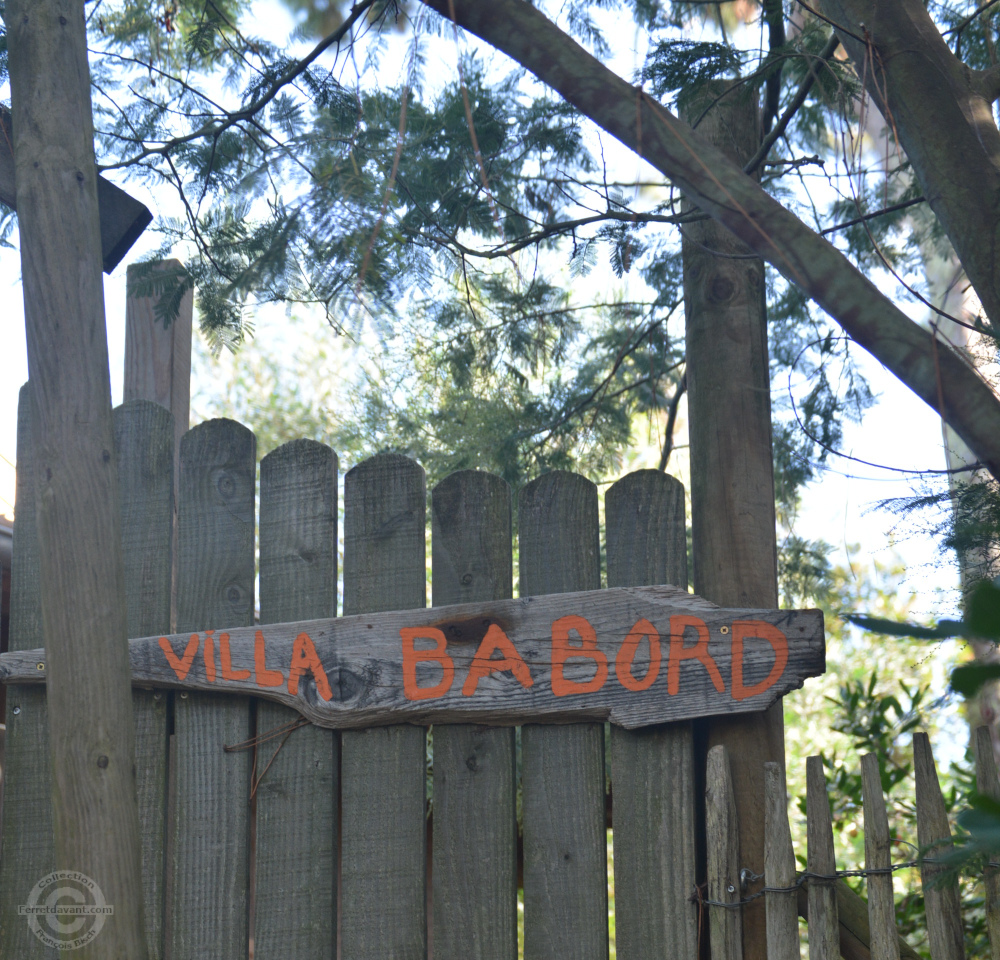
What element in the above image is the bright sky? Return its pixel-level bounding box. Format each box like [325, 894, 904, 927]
[0, 0, 963, 620]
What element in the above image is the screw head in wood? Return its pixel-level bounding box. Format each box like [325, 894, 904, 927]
[12, 706, 19, 715]
[720, 625, 730, 634]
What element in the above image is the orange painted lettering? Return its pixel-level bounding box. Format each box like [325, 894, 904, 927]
[667, 616, 724, 695]
[220, 632, 250, 681]
[159, 634, 200, 682]
[615, 618, 661, 692]
[287, 633, 333, 701]
[254, 630, 285, 687]
[551, 615, 608, 697]
[731, 620, 789, 701]
[462, 623, 533, 697]
[401, 627, 455, 701]
[203, 630, 217, 682]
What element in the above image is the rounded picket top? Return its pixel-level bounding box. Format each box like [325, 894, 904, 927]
[606, 469, 687, 590]
[342, 451, 426, 616]
[176, 418, 257, 631]
[518, 469, 600, 596]
[260, 439, 339, 625]
[431, 469, 512, 606]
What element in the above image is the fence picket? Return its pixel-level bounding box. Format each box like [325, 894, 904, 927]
[706, 743, 742, 960]
[115, 399, 173, 960]
[913, 732, 964, 960]
[168, 419, 256, 959]
[340, 453, 427, 960]
[254, 440, 339, 960]
[805, 755, 840, 960]
[860, 753, 900, 960]
[430, 469, 516, 960]
[764, 761, 798, 960]
[974, 725, 1000, 960]
[605, 469, 697, 960]
[0, 383, 56, 960]
[519, 471, 608, 960]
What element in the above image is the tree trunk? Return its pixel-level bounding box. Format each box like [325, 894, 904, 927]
[681, 81, 782, 960]
[422, 0, 1000, 484]
[7, 2, 149, 958]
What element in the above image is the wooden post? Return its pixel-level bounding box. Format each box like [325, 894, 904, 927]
[860, 753, 900, 960]
[806, 756, 840, 960]
[681, 80, 782, 960]
[7, 3, 149, 957]
[764, 761, 798, 960]
[706, 744, 743, 960]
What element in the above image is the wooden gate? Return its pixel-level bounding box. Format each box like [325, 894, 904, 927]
[0, 395, 700, 959]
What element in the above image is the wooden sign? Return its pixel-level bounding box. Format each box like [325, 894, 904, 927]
[0, 585, 824, 730]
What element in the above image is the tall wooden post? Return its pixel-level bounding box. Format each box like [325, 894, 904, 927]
[7, 3, 149, 958]
[682, 81, 782, 960]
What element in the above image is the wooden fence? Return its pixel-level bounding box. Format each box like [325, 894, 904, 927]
[0, 392, 987, 960]
[705, 725, 1000, 960]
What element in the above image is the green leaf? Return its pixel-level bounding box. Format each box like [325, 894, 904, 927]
[968, 580, 1000, 639]
[841, 614, 965, 640]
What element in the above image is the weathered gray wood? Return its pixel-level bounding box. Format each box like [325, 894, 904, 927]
[340, 453, 427, 960]
[168, 419, 255, 960]
[912, 732, 964, 960]
[974, 725, 1000, 960]
[683, 81, 781, 960]
[764, 762, 798, 960]
[860, 753, 900, 960]
[706, 743, 742, 960]
[431, 470, 516, 960]
[0, 585, 824, 731]
[806, 755, 840, 960]
[115, 400, 173, 960]
[606, 469, 698, 960]
[254, 440, 339, 960]
[0, 104, 152, 274]
[519, 470, 608, 960]
[0, 383, 56, 960]
[8, 4, 149, 955]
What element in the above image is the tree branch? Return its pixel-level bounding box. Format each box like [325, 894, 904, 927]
[421, 0, 1000, 481]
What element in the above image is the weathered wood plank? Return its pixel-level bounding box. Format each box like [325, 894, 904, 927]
[606, 469, 698, 960]
[340, 453, 427, 960]
[254, 440, 339, 960]
[0, 588, 824, 730]
[431, 470, 516, 960]
[860, 753, 900, 960]
[806, 755, 839, 960]
[519, 471, 608, 960]
[115, 400, 173, 960]
[706, 743, 742, 960]
[0, 383, 56, 960]
[764, 762, 798, 960]
[974, 725, 1000, 960]
[913, 732, 964, 960]
[168, 419, 255, 960]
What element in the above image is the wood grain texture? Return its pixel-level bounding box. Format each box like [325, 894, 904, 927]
[254, 440, 339, 960]
[115, 400, 173, 960]
[168, 419, 255, 960]
[8, 4, 149, 955]
[519, 471, 608, 960]
[683, 81, 782, 960]
[913, 732, 964, 960]
[0, 586, 824, 731]
[764, 762, 797, 960]
[340, 453, 427, 960]
[806, 755, 840, 960]
[0, 383, 56, 960]
[860, 753, 900, 960]
[975, 724, 1000, 960]
[606, 469, 698, 960]
[123, 261, 192, 503]
[706, 744, 742, 960]
[431, 470, 516, 960]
